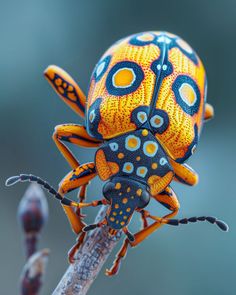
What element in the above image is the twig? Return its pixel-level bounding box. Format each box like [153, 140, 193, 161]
[52, 206, 122, 295]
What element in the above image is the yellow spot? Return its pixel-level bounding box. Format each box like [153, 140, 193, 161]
[122, 198, 128, 204]
[123, 216, 128, 220]
[113, 68, 135, 87]
[110, 217, 115, 222]
[139, 168, 146, 175]
[115, 204, 119, 209]
[142, 129, 148, 136]
[67, 85, 73, 91]
[136, 156, 141, 161]
[119, 210, 123, 215]
[116, 220, 119, 224]
[145, 143, 157, 155]
[154, 117, 161, 125]
[127, 187, 131, 192]
[115, 182, 121, 190]
[126, 164, 132, 171]
[152, 163, 158, 169]
[67, 92, 76, 101]
[63, 82, 67, 88]
[179, 83, 196, 105]
[118, 153, 124, 159]
[126, 208, 131, 212]
[120, 221, 125, 226]
[113, 212, 117, 216]
[137, 33, 154, 42]
[139, 114, 146, 121]
[136, 189, 142, 196]
[119, 192, 122, 196]
[89, 113, 94, 122]
[127, 137, 138, 149]
[55, 78, 62, 86]
[58, 87, 64, 94]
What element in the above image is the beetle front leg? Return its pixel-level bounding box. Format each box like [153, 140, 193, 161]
[44, 65, 87, 118]
[52, 124, 101, 234]
[169, 158, 199, 186]
[59, 162, 97, 234]
[53, 124, 101, 169]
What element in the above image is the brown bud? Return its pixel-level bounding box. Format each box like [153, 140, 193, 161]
[18, 183, 49, 257]
[20, 249, 50, 295]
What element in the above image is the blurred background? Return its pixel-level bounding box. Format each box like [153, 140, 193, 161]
[1, 0, 235, 294]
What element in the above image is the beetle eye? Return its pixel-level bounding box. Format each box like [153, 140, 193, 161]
[109, 142, 119, 151]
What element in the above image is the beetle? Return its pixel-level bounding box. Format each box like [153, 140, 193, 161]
[6, 31, 228, 276]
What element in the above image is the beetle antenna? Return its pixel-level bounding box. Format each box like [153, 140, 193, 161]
[165, 216, 229, 232]
[5, 174, 79, 207]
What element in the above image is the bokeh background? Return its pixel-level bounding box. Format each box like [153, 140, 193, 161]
[1, 0, 235, 294]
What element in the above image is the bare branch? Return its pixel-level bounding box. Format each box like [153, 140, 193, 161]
[52, 206, 121, 295]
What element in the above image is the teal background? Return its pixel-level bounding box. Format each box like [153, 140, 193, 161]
[1, 0, 235, 294]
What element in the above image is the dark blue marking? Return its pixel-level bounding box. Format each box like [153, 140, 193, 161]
[106, 61, 144, 96]
[165, 35, 199, 66]
[160, 201, 172, 210]
[172, 75, 201, 116]
[60, 134, 99, 144]
[176, 124, 198, 163]
[151, 57, 173, 79]
[149, 109, 169, 134]
[131, 106, 150, 129]
[93, 55, 111, 82]
[70, 168, 93, 181]
[86, 98, 103, 140]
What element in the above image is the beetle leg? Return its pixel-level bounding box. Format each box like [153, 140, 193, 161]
[106, 187, 179, 276]
[53, 124, 101, 169]
[44, 65, 86, 118]
[139, 209, 149, 228]
[75, 183, 88, 219]
[169, 158, 199, 186]
[105, 239, 129, 276]
[204, 103, 214, 121]
[59, 162, 97, 234]
[152, 186, 180, 218]
[68, 232, 86, 263]
[52, 124, 101, 234]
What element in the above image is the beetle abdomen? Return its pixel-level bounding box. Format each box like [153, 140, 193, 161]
[87, 31, 207, 163]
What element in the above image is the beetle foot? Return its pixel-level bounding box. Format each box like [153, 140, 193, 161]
[105, 257, 121, 276]
[67, 232, 86, 263]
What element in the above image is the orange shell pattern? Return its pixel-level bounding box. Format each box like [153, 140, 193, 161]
[87, 32, 207, 163]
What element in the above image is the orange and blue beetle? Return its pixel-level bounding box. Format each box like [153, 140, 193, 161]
[6, 31, 228, 276]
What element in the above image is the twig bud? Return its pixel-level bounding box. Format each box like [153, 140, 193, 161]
[18, 183, 49, 258]
[20, 249, 50, 295]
